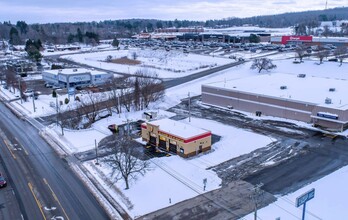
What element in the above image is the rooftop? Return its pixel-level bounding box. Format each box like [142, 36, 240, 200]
[204, 73, 348, 110]
[147, 118, 211, 140]
[45, 68, 107, 76]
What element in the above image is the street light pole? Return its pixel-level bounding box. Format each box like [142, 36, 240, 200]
[56, 92, 59, 126]
[188, 92, 191, 122]
[32, 91, 36, 112]
[18, 76, 22, 104]
[95, 139, 99, 165]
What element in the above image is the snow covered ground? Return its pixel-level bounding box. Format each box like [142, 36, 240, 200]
[61, 49, 233, 79]
[1, 52, 348, 218]
[243, 165, 348, 220]
[85, 116, 272, 217]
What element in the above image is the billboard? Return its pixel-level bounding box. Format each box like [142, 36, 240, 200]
[281, 36, 313, 44]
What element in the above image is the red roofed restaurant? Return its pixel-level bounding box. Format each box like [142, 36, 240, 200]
[141, 118, 211, 158]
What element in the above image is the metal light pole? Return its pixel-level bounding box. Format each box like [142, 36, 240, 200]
[188, 92, 191, 122]
[95, 139, 99, 165]
[55, 91, 59, 126]
[32, 91, 36, 112]
[118, 95, 121, 118]
[18, 76, 22, 104]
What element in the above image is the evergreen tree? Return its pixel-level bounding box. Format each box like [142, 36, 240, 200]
[9, 27, 21, 45]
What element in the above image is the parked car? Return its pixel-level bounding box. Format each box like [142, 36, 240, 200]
[0, 176, 7, 188]
[23, 89, 34, 96]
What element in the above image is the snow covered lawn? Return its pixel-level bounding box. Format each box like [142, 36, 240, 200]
[61, 49, 233, 79]
[84, 116, 272, 218]
[243, 165, 348, 220]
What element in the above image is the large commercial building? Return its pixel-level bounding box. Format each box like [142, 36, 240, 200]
[202, 74, 348, 132]
[42, 68, 113, 88]
[271, 35, 348, 46]
[141, 118, 212, 158]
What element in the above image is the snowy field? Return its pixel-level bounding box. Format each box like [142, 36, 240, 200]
[61, 49, 233, 79]
[1, 53, 348, 218]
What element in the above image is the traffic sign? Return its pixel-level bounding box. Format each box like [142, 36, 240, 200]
[296, 188, 315, 207]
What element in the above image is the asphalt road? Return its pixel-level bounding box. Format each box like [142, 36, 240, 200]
[0, 101, 109, 220]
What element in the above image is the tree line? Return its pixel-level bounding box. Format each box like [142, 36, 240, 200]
[1, 7, 348, 46]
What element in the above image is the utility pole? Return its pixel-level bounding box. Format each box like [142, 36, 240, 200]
[250, 183, 264, 220]
[118, 95, 121, 118]
[56, 91, 59, 126]
[95, 139, 99, 165]
[32, 91, 36, 112]
[188, 92, 191, 122]
[18, 76, 22, 104]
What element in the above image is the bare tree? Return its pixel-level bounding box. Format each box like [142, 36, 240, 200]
[134, 69, 165, 109]
[316, 47, 330, 64]
[79, 91, 104, 127]
[250, 58, 277, 73]
[105, 76, 129, 114]
[5, 68, 18, 93]
[294, 44, 307, 62]
[131, 51, 137, 60]
[102, 135, 150, 189]
[334, 45, 347, 66]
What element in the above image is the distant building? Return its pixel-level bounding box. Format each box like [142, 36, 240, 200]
[6, 59, 37, 75]
[271, 35, 348, 46]
[42, 68, 113, 88]
[202, 74, 348, 132]
[141, 118, 212, 158]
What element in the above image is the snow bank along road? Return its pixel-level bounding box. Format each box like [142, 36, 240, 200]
[0, 101, 109, 220]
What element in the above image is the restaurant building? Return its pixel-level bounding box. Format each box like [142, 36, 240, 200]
[141, 118, 212, 158]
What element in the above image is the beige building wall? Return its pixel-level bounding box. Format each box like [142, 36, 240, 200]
[141, 123, 211, 158]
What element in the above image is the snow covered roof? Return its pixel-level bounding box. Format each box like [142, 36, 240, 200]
[205, 73, 348, 110]
[45, 68, 108, 76]
[147, 118, 211, 140]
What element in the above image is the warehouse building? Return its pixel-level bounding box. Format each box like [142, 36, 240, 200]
[42, 68, 113, 88]
[141, 118, 212, 158]
[202, 74, 348, 132]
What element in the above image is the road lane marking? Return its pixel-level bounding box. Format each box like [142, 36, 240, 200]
[21, 145, 29, 156]
[28, 182, 46, 220]
[14, 137, 29, 155]
[43, 178, 70, 220]
[3, 139, 16, 159]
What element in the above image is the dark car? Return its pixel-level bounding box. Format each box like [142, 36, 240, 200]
[0, 176, 7, 188]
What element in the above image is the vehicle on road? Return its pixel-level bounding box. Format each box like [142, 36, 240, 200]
[0, 176, 7, 188]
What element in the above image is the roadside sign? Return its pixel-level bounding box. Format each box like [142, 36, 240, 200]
[296, 188, 315, 207]
[68, 87, 75, 96]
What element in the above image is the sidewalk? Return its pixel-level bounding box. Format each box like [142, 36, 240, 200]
[0, 88, 125, 220]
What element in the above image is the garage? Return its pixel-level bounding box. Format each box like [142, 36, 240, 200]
[149, 134, 156, 145]
[159, 136, 167, 150]
[169, 140, 177, 154]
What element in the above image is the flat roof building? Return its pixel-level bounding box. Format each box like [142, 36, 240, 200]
[141, 118, 212, 158]
[202, 74, 348, 131]
[42, 68, 113, 88]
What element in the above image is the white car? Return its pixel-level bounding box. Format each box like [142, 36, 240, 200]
[23, 89, 34, 96]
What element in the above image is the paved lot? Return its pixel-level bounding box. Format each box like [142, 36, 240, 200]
[134, 96, 348, 220]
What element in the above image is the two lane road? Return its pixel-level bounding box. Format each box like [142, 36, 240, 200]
[0, 101, 110, 220]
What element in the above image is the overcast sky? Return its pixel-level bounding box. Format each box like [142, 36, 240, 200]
[0, 0, 346, 24]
